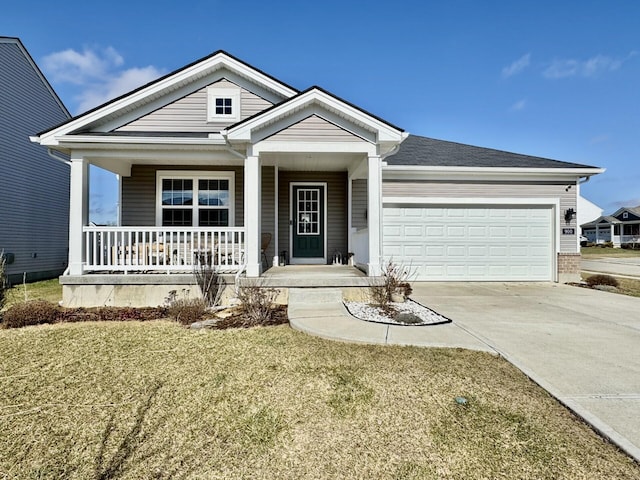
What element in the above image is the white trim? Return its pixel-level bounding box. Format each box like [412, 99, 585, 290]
[56, 134, 227, 145]
[383, 165, 605, 181]
[207, 85, 240, 122]
[155, 170, 235, 227]
[384, 196, 560, 206]
[254, 140, 376, 155]
[382, 197, 560, 282]
[289, 181, 328, 265]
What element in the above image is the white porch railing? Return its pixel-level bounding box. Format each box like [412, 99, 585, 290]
[83, 226, 245, 273]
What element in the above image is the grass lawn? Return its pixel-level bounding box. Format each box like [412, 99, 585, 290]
[1, 322, 638, 479]
[581, 246, 640, 258]
[3, 279, 62, 310]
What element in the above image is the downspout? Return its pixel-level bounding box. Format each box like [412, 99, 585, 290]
[47, 148, 71, 166]
[219, 130, 246, 159]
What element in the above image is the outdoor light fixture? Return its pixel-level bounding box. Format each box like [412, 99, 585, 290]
[564, 208, 576, 223]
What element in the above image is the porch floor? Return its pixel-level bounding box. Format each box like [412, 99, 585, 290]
[259, 265, 370, 287]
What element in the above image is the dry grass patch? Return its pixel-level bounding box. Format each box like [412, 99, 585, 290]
[581, 246, 640, 258]
[3, 279, 62, 311]
[581, 273, 640, 297]
[0, 322, 638, 479]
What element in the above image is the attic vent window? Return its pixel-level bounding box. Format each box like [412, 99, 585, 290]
[623, 212, 629, 219]
[207, 86, 240, 122]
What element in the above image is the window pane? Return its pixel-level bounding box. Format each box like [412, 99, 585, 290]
[215, 97, 232, 115]
[162, 179, 192, 205]
[162, 209, 192, 226]
[198, 179, 230, 206]
[199, 209, 229, 227]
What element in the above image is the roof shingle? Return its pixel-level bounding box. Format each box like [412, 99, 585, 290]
[386, 135, 598, 169]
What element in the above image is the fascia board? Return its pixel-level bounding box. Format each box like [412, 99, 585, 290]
[226, 89, 404, 142]
[383, 165, 605, 181]
[38, 53, 297, 144]
[56, 134, 227, 146]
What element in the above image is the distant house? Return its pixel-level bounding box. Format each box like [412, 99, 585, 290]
[581, 206, 640, 247]
[0, 37, 71, 283]
[577, 196, 603, 228]
[32, 50, 603, 307]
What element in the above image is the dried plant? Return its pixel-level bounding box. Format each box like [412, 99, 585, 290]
[368, 259, 413, 311]
[236, 279, 279, 326]
[194, 257, 225, 307]
[0, 252, 6, 313]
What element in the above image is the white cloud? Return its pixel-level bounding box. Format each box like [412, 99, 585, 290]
[543, 52, 636, 79]
[510, 98, 527, 111]
[502, 53, 531, 78]
[42, 46, 164, 113]
[613, 197, 640, 208]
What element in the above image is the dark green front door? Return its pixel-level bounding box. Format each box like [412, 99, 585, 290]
[292, 184, 325, 258]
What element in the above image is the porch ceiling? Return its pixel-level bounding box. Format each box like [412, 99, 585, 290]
[261, 151, 364, 171]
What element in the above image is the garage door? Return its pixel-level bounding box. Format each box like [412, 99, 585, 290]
[383, 205, 553, 281]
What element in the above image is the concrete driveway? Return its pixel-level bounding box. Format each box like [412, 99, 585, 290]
[411, 282, 640, 461]
[582, 256, 640, 279]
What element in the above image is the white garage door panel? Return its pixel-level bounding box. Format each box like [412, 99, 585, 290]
[383, 205, 553, 281]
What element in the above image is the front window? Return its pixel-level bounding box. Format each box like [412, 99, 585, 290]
[157, 171, 234, 227]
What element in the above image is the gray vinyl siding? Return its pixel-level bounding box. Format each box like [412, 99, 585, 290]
[116, 79, 273, 132]
[351, 179, 368, 230]
[265, 115, 363, 142]
[260, 166, 276, 261]
[278, 171, 348, 263]
[121, 165, 244, 227]
[0, 39, 70, 282]
[383, 179, 578, 253]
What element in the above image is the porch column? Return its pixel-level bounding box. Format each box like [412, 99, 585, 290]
[68, 155, 89, 275]
[245, 155, 261, 277]
[367, 154, 382, 276]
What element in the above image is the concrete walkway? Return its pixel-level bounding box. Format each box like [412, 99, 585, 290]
[288, 288, 493, 351]
[288, 283, 640, 462]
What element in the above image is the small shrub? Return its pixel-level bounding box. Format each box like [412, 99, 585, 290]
[236, 280, 279, 326]
[168, 298, 207, 325]
[368, 259, 413, 311]
[585, 274, 619, 288]
[194, 260, 225, 308]
[2, 300, 59, 329]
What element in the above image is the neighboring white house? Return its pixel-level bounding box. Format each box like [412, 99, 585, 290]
[0, 37, 71, 284]
[578, 196, 603, 229]
[32, 50, 603, 306]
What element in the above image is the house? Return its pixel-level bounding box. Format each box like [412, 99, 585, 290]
[581, 206, 640, 247]
[0, 37, 71, 284]
[31, 50, 603, 306]
[578, 196, 603, 229]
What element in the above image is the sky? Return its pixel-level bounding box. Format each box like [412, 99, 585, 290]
[3, 1, 639, 224]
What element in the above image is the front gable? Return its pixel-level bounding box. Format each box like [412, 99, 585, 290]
[36, 51, 298, 145]
[115, 78, 274, 133]
[614, 208, 640, 222]
[225, 87, 406, 154]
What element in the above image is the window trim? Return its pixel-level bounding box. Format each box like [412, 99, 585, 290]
[207, 86, 240, 122]
[156, 170, 235, 227]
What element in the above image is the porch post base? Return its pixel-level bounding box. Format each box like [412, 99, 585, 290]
[246, 263, 262, 277]
[367, 262, 381, 276]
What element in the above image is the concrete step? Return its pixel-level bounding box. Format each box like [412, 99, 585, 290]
[288, 287, 343, 304]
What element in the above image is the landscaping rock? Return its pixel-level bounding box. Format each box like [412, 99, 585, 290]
[395, 312, 423, 325]
[594, 285, 619, 293]
[190, 318, 219, 330]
